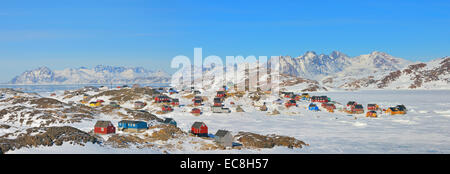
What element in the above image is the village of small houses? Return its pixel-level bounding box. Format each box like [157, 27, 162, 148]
[0, 81, 427, 154]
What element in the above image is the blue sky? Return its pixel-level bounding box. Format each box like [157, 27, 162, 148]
[1, 0, 449, 82]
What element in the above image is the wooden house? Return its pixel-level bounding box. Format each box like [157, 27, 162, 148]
[367, 104, 379, 111]
[94, 120, 116, 134]
[191, 108, 202, 115]
[155, 95, 170, 103]
[118, 120, 148, 132]
[109, 102, 120, 108]
[311, 96, 329, 103]
[162, 105, 174, 113]
[301, 93, 310, 100]
[308, 103, 319, 111]
[214, 130, 233, 147]
[283, 92, 294, 98]
[89, 102, 101, 107]
[134, 101, 147, 109]
[191, 122, 208, 137]
[163, 118, 177, 127]
[171, 98, 180, 107]
[352, 104, 364, 114]
[193, 98, 203, 106]
[366, 111, 377, 117]
[213, 97, 223, 107]
[285, 99, 297, 108]
[216, 91, 226, 98]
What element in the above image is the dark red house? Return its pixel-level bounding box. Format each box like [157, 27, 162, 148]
[191, 122, 208, 137]
[311, 96, 329, 103]
[213, 97, 223, 107]
[285, 100, 297, 107]
[322, 103, 336, 110]
[94, 120, 116, 135]
[162, 105, 173, 112]
[191, 108, 202, 115]
[171, 98, 180, 106]
[155, 95, 170, 103]
[216, 91, 226, 98]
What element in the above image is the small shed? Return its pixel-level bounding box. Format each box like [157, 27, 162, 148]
[163, 118, 177, 127]
[191, 122, 208, 137]
[94, 120, 116, 134]
[214, 130, 233, 147]
[134, 101, 147, 109]
[110, 101, 120, 108]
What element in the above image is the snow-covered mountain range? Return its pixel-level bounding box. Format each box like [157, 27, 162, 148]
[172, 51, 449, 91]
[8, 51, 449, 90]
[9, 65, 171, 85]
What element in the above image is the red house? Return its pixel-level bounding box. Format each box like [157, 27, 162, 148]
[311, 96, 329, 103]
[155, 95, 170, 103]
[191, 108, 202, 115]
[322, 103, 336, 110]
[367, 104, 379, 111]
[194, 99, 202, 106]
[285, 100, 297, 108]
[216, 91, 226, 98]
[191, 122, 208, 137]
[94, 120, 116, 134]
[213, 97, 223, 107]
[171, 99, 180, 107]
[162, 105, 173, 113]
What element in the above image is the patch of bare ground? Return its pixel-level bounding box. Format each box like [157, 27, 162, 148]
[0, 126, 98, 154]
[105, 134, 145, 148]
[235, 132, 307, 149]
[124, 108, 163, 122]
[92, 87, 158, 103]
[147, 124, 186, 141]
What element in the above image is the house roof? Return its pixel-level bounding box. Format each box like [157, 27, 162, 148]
[164, 118, 175, 124]
[192, 122, 205, 129]
[215, 130, 230, 137]
[95, 120, 112, 128]
[119, 120, 146, 124]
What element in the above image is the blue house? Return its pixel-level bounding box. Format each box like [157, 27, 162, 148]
[168, 88, 178, 94]
[163, 118, 177, 127]
[118, 120, 148, 132]
[308, 103, 319, 111]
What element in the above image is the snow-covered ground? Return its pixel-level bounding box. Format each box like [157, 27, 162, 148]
[4, 89, 450, 154]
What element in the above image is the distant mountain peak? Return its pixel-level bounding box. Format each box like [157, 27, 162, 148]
[9, 65, 170, 85]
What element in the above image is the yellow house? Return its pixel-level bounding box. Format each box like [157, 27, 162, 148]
[366, 111, 377, 117]
[90, 102, 101, 107]
[385, 107, 406, 115]
[301, 93, 310, 99]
